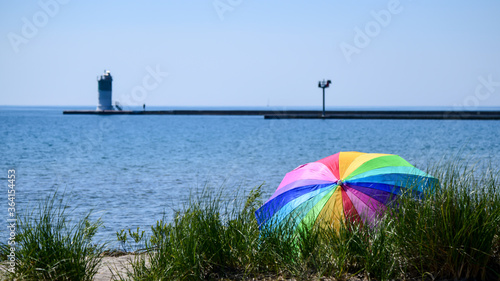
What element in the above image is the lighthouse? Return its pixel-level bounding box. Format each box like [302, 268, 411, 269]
[97, 70, 113, 111]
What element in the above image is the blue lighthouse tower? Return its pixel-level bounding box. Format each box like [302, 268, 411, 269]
[97, 70, 113, 111]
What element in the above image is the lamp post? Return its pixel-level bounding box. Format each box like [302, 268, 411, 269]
[318, 79, 332, 117]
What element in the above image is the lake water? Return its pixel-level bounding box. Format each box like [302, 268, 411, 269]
[1, 106, 500, 245]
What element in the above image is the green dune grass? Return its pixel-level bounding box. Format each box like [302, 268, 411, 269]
[1, 192, 105, 281]
[119, 162, 500, 280]
[3, 161, 499, 280]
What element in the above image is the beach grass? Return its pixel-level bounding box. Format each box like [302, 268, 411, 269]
[118, 162, 500, 280]
[388, 163, 500, 280]
[1, 192, 105, 281]
[2, 161, 499, 280]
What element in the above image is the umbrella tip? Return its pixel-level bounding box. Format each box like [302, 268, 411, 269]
[337, 180, 343, 186]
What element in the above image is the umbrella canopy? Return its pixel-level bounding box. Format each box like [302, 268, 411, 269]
[255, 152, 438, 234]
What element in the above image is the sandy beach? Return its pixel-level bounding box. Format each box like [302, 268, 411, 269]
[94, 254, 136, 281]
[0, 254, 136, 281]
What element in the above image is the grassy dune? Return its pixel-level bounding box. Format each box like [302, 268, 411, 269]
[3, 162, 500, 280]
[118, 162, 500, 280]
[1, 193, 104, 280]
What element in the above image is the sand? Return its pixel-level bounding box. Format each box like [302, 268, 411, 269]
[94, 254, 136, 281]
[0, 254, 139, 281]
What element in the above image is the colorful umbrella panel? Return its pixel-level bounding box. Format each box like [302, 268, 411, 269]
[255, 152, 438, 234]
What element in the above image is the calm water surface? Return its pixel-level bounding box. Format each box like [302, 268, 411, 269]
[1, 107, 500, 244]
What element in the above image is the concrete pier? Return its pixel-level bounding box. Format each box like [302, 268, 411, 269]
[264, 110, 500, 120]
[62, 109, 500, 120]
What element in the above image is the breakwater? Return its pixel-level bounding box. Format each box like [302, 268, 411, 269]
[62, 109, 500, 120]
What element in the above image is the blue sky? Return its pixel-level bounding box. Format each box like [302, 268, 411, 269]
[1, 1, 499, 108]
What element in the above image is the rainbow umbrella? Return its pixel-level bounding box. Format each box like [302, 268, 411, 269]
[255, 152, 438, 233]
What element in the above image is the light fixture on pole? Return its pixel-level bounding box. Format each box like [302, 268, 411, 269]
[318, 79, 331, 117]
